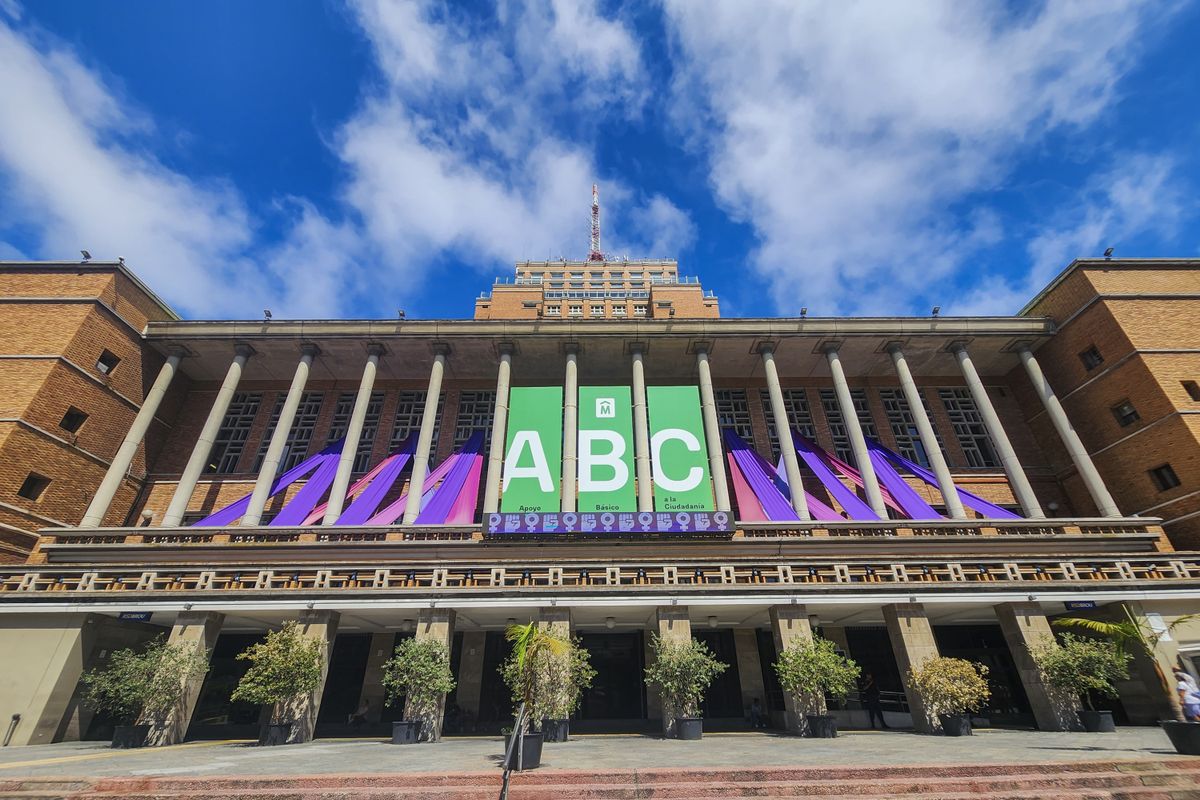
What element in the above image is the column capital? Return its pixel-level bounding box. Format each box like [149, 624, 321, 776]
[561, 341, 581, 356]
[430, 341, 452, 357]
[164, 345, 193, 360]
[946, 339, 971, 354]
[233, 342, 256, 359]
[299, 343, 321, 359]
[365, 343, 386, 358]
[818, 339, 844, 355]
[494, 340, 517, 357]
[752, 338, 779, 356]
[884, 340, 906, 355]
[626, 340, 649, 356]
[688, 339, 714, 356]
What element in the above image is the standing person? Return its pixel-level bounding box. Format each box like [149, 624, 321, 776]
[749, 697, 766, 729]
[861, 673, 888, 730]
[1174, 668, 1200, 722]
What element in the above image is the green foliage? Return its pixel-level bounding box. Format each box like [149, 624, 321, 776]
[381, 637, 456, 738]
[501, 622, 570, 733]
[230, 621, 324, 723]
[644, 634, 728, 719]
[907, 657, 991, 716]
[502, 633, 596, 724]
[1030, 633, 1130, 711]
[774, 635, 861, 704]
[80, 636, 210, 726]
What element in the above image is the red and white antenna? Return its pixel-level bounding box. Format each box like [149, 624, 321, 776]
[588, 183, 605, 261]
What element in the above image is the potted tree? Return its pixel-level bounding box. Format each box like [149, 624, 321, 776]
[773, 635, 860, 738]
[230, 621, 325, 746]
[539, 637, 596, 743]
[380, 637, 456, 744]
[907, 657, 991, 736]
[1058, 608, 1200, 754]
[501, 622, 568, 770]
[643, 634, 727, 740]
[1030, 633, 1131, 732]
[80, 636, 209, 748]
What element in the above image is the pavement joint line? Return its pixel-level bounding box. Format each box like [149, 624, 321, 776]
[0, 739, 243, 770]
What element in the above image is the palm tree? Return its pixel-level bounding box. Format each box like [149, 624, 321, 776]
[505, 622, 568, 735]
[1056, 607, 1199, 722]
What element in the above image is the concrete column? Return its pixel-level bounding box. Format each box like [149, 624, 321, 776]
[1019, 346, 1120, 518]
[356, 632, 397, 724]
[994, 603, 1081, 731]
[953, 345, 1043, 518]
[655, 606, 691, 737]
[289, 610, 339, 744]
[632, 348, 653, 512]
[888, 344, 966, 519]
[1116, 601, 1184, 724]
[696, 348, 732, 513]
[162, 345, 253, 527]
[403, 349, 448, 523]
[538, 607, 572, 639]
[770, 605, 824, 734]
[412, 609, 456, 741]
[146, 611, 224, 746]
[825, 345, 887, 517]
[454, 631, 487, 728]
[481, 348, 513, 515]
[733, 628, 767, 722]
[762, 346, 811, 520]
[561, 348, 579, 513]
[242, 345, 318, 526]
[82, 353, 182, 527]
[883, 603, 940, 734]
[323, 346, 383, 524]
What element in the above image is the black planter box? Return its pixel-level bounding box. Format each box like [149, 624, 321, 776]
[675, 717, 703, 740]
[805, 714, 837, 738]
[504, 732, 544, 770]
[391, 720, 422, 744]
[938, 713, 972, 736]
[258, 722, 295, 746]
[1162, 720, 1200, 755]
[111, 724, 150, 749]
[1079, 710, 1116, 733]
[542, 719, 569, 743]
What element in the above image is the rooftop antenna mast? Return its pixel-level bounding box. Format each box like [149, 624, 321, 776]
[588, 183, 605, 261]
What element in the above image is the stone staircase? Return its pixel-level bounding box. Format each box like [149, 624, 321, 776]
[2, 760, 1199, 799]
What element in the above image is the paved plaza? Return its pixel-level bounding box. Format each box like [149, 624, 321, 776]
[0, 728, 1186, 779]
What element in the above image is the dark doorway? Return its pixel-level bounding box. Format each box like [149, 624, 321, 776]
[577, 632, 646, 731]
[934, 625, 1033, 728]
[693, 630, 743, 721]
[187, 633, 267, 740]
[845, 626, 905, 698]
[756, 628, 785, 717]
[475, 631, 514, 732]
[315, 634, 372, 737]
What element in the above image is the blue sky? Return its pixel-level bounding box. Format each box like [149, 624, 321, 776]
[0, 0, 1197, 320]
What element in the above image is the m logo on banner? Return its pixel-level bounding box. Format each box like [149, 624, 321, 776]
[595, 397, 616, 418]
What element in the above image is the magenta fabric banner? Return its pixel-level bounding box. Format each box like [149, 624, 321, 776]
[334, 434, 418, 525]
[415, 432, 485, 524]
[867, 446, 941, 520]
[788, 433, 880, 520]
[724, 429, 842, 521]
[269, 452, 342, 526]
[869, 439, 1020, 519]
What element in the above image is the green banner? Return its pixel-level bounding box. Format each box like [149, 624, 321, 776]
[577, 386, 636, 513]
[500, 386, 563, 513]
[646, 385, 713, 512]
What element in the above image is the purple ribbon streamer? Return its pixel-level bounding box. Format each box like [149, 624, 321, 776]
[269, 454, 341, 526]
[789, 432, 880, 520]
[869, 439, 1021, 519]
[191, 441, 345, 526]
[866, 445, 941, 520]
[724, 429, 843, 521]
[334, 435, 418, 525]
[415, 432, 485, 524]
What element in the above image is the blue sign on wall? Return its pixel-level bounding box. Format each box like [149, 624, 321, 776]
[118, 611, 153, 621]
[1064, 601, 1097, 611]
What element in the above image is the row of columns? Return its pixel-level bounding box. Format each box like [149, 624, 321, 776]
[83, 339, 1122, 528]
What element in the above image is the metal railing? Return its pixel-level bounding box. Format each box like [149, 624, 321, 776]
[499, 702, 528, 800]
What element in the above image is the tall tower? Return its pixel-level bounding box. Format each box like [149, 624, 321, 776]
[588, 184, 605, 262]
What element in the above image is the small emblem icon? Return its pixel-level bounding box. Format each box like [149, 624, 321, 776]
[596, 398, 616, 418]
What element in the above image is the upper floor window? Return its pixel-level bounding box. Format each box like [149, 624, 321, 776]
[1078, 345, 1104, 371]
[327, 391, 384, 472]
[1184, 381, 1200, 402]
[95, 349, 121, 375]
[392, 391, 441, 457]
[1149, 463, 1181, 492]
[568, 305, 583, 317]
[880, 388, 944, 468]
[1111, 399, 1140, 428]
[17, 472, 50, 501]
[454, 390, 495, 448]
[545, 305, 561, 316]
[714, 389, 755, 446]
[633, 304, 647, 316]
[612, 305, 626, 316]
[819, 388, 877, 463]
[206, 392, 262, 474]
[59, 406, 88, 434]
[938, 388, 999, 468]
[254, 391, 324, 472]
[590, 304, 604, 316]
[760, 388, 816, 458]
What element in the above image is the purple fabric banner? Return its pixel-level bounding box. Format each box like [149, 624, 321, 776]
[724, 429, 799, 521]
[190, 441, 344, 527]
[446, 454, 483, 524]
[789, 433, 880, 520]
[269, 453, 341, 527]
[727, 452, 768, 521]
[365, 450, 460, 526]
[867, 446, 942, 520]
[415, 432, 485, 524]
[869, 439, 1021, 519]
[334, 434, 418, 525]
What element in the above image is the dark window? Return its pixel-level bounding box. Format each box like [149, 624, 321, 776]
[714, 389, 755, 446]
[1184, 381, 1200, 402]
[1111, 400, 1140, 428]
[18, 473, 50, 501]
[326, 391, 384, 472]
[819, 388, 877, 462]
[760, 388, 816, 458]
[879, 388, 945, 468]
[59, 407, 88, 434]
[1078, 346, 1104, 371]
[939, 388, 999, 468]
[454, 391, 495, 448]
[95, 350, 121, 375]
[254, 392, 324, 472]
[391, 391, 443, 456]
[206, 392, 262, 474]
[1149, 463, 1181, 492]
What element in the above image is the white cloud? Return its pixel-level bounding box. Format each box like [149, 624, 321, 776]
[662, 0, 1174, 315]
[955, 153, 1186, 315]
